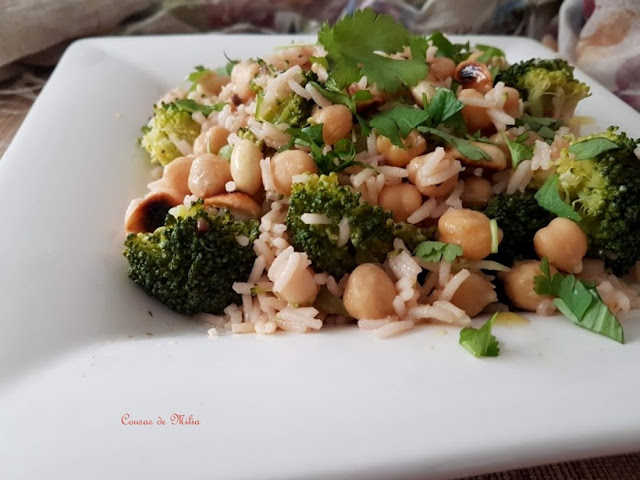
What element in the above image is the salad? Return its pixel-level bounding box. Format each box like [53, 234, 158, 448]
[123, 9, 640, 356]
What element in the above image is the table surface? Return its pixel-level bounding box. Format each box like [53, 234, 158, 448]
[2, 92, 640, 480]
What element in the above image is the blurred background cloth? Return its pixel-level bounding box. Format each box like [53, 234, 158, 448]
[0, 0, 639, 110]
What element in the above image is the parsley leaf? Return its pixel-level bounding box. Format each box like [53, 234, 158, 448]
[186, 66, 212, 92]
[370, 106, 431, 146]
[413, 241, 463, 263]
[534, 173, 582, 222]
[427, 32, 471, 64]
[418, 126, 490, 161]
[459, 313, 500, 358]
[318, 9, 428, 92]
[534, 258, 624, 343]
[282, 124, 362, 174]
[369, 88, 464, 147]
[475, 44, 506, 64]
[516, 115, 563, 142]
[173, 99, 225, 116]
[308, 81, 372, 136]
[568, 137, 619, 160]
[502, 133, 534, 168]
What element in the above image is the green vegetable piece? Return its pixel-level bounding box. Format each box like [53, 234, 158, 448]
[418, 126, 490, 161]
[140, 102, 202, 166]
[173, 99, 225, 116]
[413, 241, 463, 263]
[534, 174, 582, 222]
[489, 219, 499, 254]
[318, 9, 428, 92]
[123, 203, 259, 315]
[483, 190, 554, 266]
[534, 258, 624, 343]
[568, 137, 619, 160]
[503, 134, 534, 168]
[459, 313, 500, 358]
[475, 44, 506, 64]
[427, 32, 471, 64]
[286, 174, 432, 277]
[495, 58, 590, 120]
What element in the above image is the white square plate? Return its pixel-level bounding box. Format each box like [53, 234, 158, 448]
[1, 34, 640, 480]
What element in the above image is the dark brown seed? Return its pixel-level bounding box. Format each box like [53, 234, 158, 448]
[197, 217, 210, 234]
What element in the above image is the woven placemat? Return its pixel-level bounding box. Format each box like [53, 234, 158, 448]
[2, 85, 639, 480]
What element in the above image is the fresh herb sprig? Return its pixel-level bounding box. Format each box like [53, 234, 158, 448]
[534, 257, 624, 343]
[318, 9, 428, 93]
[534, 173, 582, 222]
[459, 313, 500, 357]
[281, 124, 363, 174]
[413, 241, 463, 263]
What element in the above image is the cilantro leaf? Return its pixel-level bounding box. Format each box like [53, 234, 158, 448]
[318, 10, 428, 92]
[459, 313, 500, 358]
[370, 106, 430, 146]
[187, 66, 212, 92]
[568, 137, 619, 160]
[502, 134, 534, 168]
[427, 32, 471, 64]
[418, 126, 490, 161]
[173, 99, 225, 116]
[516, 115, 563, 142]
[413, 241, 463, 263]
[475, 44, 506, 64]
[282, 124, 362, 174]
[426, 88, 465, 126]
[308, 81, 372, 136]
[369, 88, 464, 147]
[534, 258, 624, 343]
[534, 173, 582, 222]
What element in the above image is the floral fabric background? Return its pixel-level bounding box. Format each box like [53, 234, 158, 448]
[0, 0, 638, 110]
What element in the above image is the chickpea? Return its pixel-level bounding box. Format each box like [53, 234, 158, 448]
[270, 150, 318, 195]
[193, 126, 230, 156]
[376, 130, 427, 167]
[277, 266, 319, 307]
[534, 218, 588, 274]
[461, 176, 492, 208]
[312, 104, 353, 145]
[162, 156, 193, 196]
[502, 260, 557, 312]
[428, 57, 456, 82]
[448, 141, 507, 171]
[458, 89, 493, 133]
[503, 86, 522, 119]
[379, 183, 423, 222]
[407, 151, 459, 197]
[438, 208, 499, 261]
[188, 153, 232, 198]
[231, 61, 260, 102]
[454, 60, 493, 93]
[198, 71, 229, 96]
[343, 264, 396, 320]
[450, 273, 497, 317]
[230, 139, 263, 195]
[410, 80, 436, 107]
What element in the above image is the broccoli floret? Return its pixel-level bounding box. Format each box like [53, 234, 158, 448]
[285, 174, 432, 277]
[124, 203, 259, 315]
[483, 190, 554, 266]
[256, 92, 313, 129]
[555, 128, 640, 274]
[140, 102, 201, 166]
[496, 58, 590, 120]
